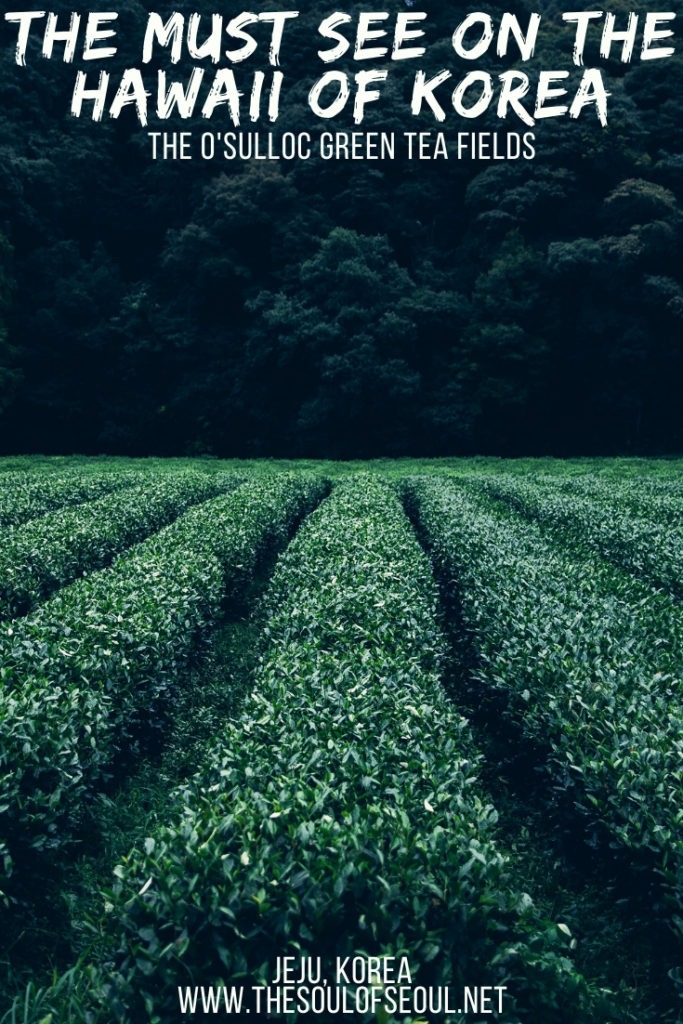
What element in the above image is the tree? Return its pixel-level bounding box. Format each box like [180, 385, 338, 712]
[245, 227, 467, 456]
[451, 234, 552, 452]
[0, 233, 20, 418]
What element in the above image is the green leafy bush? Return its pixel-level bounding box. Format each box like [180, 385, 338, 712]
[0, 469, 140, 528]
[0, 473, 325, 892]
[470, 472, 683, 596]
[0, 472, 238, 620]
[84, 478, 599, 1023]
[407, 476, 683, 926]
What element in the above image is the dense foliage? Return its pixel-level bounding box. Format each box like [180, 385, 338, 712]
[0, 468, 138, 527]
[468, 472, 683, 596]
[0, 458, 682, 1021]
[7, 472, 615, 1023]
[95, 477, 601, 1022]
[0, 471, 325, 895]
[406, 475, 683, 924]
[0, 470, 236, 619]
[1, 0, 683, 456]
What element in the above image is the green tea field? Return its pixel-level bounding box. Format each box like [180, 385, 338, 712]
[0, 457, 681, 1023]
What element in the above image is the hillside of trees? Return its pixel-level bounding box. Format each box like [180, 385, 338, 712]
[1, 0, 682, 457]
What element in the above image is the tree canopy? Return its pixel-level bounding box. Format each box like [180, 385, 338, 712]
[1, 0, 682, 455]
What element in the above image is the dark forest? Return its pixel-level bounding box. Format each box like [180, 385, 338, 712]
[1, 0, 682, 458]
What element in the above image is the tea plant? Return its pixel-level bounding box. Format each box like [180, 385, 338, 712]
[468, 473, 683, 597]
[0, 474, 325, 895]
[0, 469, 140, 527]
[0, 472, 238, 620]
[407, 477, 683, 926]
[79, 478, 601, 1023]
